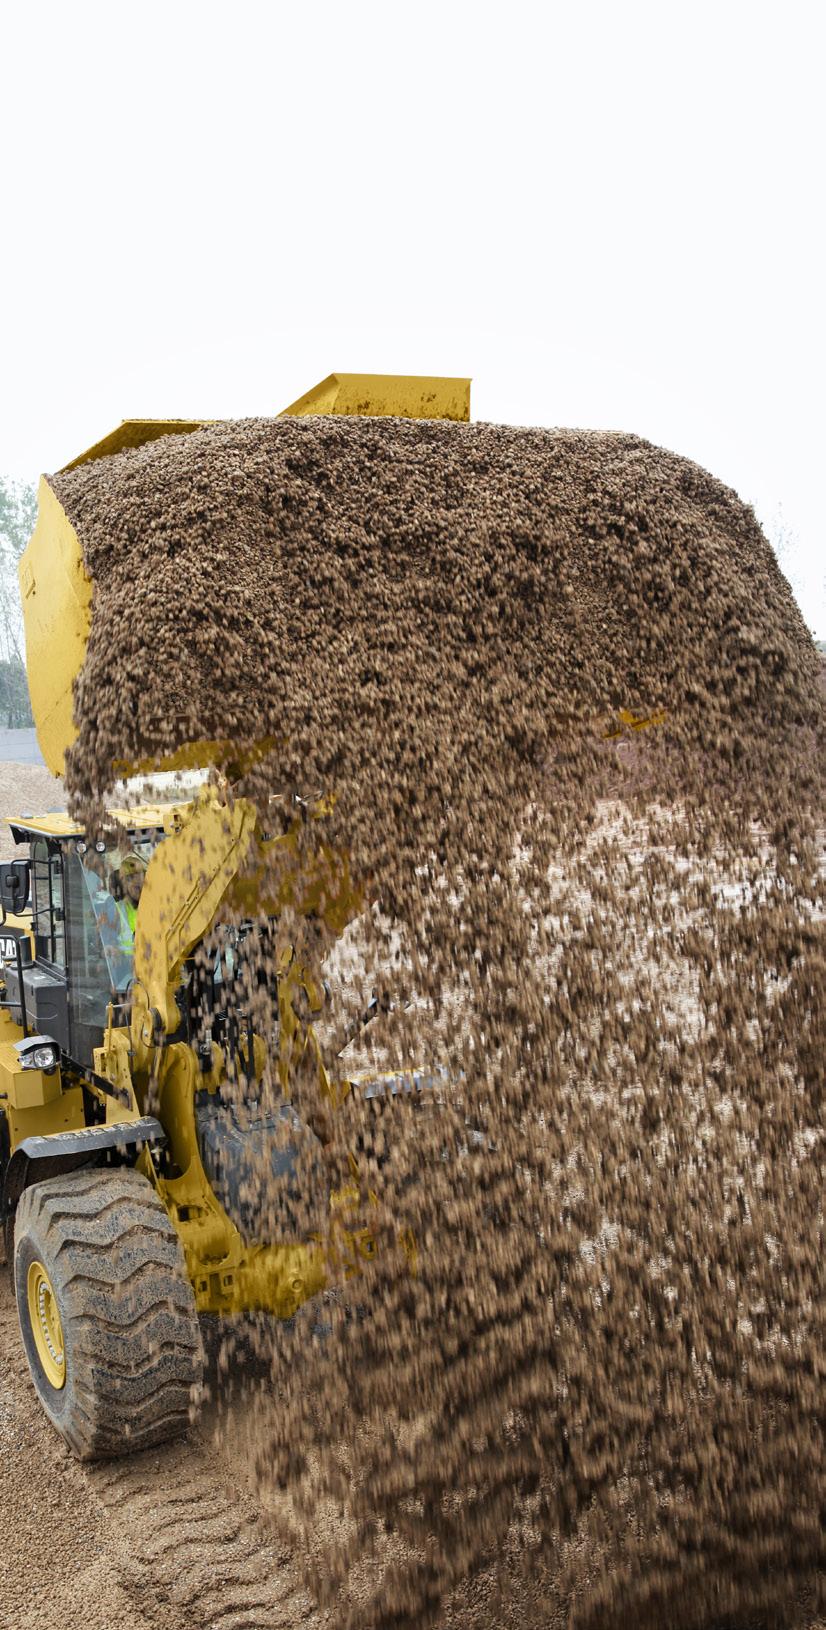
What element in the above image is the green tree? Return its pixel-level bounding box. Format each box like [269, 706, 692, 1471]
[0, 657, 33, 726]
[0, 476, 36, 725]
[0, 477, 36, 553]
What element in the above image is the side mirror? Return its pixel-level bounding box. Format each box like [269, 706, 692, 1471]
[0, 859, 31, 916]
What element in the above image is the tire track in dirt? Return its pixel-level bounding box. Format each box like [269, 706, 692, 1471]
[0, 1274, 152, 1630]
[88, 1447, 321, 1630]
[0, 1271, 322, 1630]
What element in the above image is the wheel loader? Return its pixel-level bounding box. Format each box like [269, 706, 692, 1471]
[0, 374, 468, 1460]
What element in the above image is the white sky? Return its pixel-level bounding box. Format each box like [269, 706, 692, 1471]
[1, 1, 823, 634]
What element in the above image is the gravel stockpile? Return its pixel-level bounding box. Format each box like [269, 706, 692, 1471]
[0, 762, 65, 860]
[51, 418, 824, 1628]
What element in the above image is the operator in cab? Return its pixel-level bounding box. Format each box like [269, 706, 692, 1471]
[80, 847, 148, 997]
[100, 854, 149, 991]
[107, 852, 148, 992]
[117, 853, 147, 941]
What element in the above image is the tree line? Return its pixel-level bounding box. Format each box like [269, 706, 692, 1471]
[0, 477, 36, 727]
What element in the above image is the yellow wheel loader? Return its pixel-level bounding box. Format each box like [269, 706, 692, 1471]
[1, 374, 467, 1459]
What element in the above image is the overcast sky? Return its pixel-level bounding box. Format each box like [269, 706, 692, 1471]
[1, 1, 822, 634]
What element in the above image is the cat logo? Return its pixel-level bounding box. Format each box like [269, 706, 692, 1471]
[0, 934, 17, 965]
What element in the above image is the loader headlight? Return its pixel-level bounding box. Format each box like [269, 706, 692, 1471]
[16, 1037, 60, 1073]
[31, 1044, 59, 1071]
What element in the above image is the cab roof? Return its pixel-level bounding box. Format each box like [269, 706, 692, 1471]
[6, 801, 195, 845]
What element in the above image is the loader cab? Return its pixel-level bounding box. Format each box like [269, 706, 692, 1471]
[2, 812, 164, 1071]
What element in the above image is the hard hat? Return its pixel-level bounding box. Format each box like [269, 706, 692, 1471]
[120, 852, 148, 878]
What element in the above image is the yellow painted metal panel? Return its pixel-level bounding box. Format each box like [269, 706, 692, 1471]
[2, 1086, 86, 1155]
[280, 372, 471, 421]
[110, 736, 275, 782]
[60, 419, 207, 472]
[4, 797, 243, 842]
[131, 789, 258, 1039]
[18, 478, 92, 777]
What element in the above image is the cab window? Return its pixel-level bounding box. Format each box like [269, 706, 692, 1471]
[63, 846, 129, 1065]
[31, 840, 65, 968]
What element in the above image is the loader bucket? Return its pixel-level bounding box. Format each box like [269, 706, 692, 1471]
[19, 477, 91, 777]
[280, 373, 471, 422]
[18, 375, 472, 778]
[60, 418, 207, 473]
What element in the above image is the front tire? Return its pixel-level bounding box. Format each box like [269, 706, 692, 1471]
[13, 1166, 203, 1460]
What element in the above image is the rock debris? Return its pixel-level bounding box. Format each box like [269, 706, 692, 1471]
[53, 416, 824, 1628]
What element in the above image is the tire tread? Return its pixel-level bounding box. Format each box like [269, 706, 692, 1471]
[14, 1167, 203, 1460]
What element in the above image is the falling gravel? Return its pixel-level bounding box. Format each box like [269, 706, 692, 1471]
[51, 417, 824, 1628]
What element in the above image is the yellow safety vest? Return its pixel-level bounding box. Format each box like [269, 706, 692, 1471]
[114, 898, 137, 955]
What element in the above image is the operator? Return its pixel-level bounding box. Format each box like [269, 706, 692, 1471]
[117, 853, 147, 937]
[110, 853, 148, 987]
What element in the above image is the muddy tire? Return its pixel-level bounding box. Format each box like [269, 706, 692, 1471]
[13, 1166, 203, 1460]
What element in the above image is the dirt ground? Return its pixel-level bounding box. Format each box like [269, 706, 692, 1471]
[0, 1272, 587, 1630]
[2, 1242, 822, 1630]
[0, 1291, 504, 1630]
[0, 762, 65, 861]
[0, 1274, 322, 1630]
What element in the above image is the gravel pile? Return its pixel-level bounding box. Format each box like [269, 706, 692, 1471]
[52, 417, 824, 1629]
[0, 763, 65, 860]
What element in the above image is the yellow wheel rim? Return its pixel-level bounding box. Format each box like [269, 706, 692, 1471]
[27, 1260, 66, 1390]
